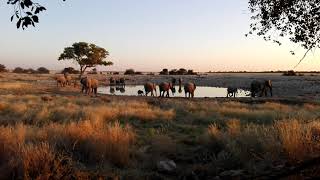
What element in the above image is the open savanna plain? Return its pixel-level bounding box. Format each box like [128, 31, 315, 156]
[1, 72, 320, 179]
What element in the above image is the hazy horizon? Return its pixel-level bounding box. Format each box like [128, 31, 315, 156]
[1, 0, 319, 72]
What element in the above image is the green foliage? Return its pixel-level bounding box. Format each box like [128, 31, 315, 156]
[58, 42, 113, 77]
[248, 0, 320, 53]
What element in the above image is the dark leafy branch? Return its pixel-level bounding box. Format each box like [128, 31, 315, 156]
[5, 0, 65, 29]
[247, 0, 320, 66]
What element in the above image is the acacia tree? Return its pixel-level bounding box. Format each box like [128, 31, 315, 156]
[248, 0, 320, 66]
[58, 42, 113, 78]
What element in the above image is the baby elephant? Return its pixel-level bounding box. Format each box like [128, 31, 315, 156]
[137, 90, 144, 96]
[227, 87, 237, 97]
[55, 76, 66, 87]
[251, 80, 272, 97]
[144, 82, 157, 96]
[159, 82, 174, 97]
[184, 82, 196, 98]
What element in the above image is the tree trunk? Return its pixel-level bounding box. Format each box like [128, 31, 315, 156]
[79, 65, 87, 79]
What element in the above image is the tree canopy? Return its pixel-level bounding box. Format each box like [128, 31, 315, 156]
[58, 42, 113, 77]
[4, 0, 65, 29]
[248, 0, 320, 65]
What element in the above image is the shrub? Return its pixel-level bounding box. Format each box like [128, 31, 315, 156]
[23, 68, 37, 74]
[134, 71, 143, 75]
[159, 68, 169, 75]
[187, 69, 197, 75]
[283, 70, 297, 76]
[169, 69, 178, 75]
[61, 67, 80, 74]
[0, 64, 7, 72]
[177, 68, 188, 75]
[37, 67, 50, 74]
[13, 67, 25, 73]
[124, 69, 135, 75]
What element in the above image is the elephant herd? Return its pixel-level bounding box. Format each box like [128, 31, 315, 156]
[143, 78, 196, 98]
[55, 74, 273, 98]
[227, 80, 273, 98]
[55, 73, 72, 87]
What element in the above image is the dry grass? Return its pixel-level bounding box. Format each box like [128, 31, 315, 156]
[0, 120, 135, 180]
[2, 73, 320, 178]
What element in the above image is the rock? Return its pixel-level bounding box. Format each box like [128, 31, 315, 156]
[157, 160, 177, 173]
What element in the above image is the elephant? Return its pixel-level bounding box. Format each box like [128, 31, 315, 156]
[144, 82, 157, 96]
[109, 77, 116, 85]
[250, 80, 272, 97]
[80, 77, 99, 96]
[227, 87, 237, 97]
[110, 87, 115, 94]
[55, 76, 66, 87]
[178, 78, 183, 93]
[184, 82, 196, 98]
[171, 78, 177, 85]
[64, 73, 72, 86]
[159, 82, 174, 97]
[137, 90, 144, 96]
[119, 77, 125, 86]
[119, 87, 125, 93]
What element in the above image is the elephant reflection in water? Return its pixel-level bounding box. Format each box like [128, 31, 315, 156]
[110, 87, 115, 94]
[116, 86, 126, 93]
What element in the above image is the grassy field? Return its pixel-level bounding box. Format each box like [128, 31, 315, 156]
[0, 73, 320, 179]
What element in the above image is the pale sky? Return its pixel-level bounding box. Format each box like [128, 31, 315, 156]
[0, 0, 319, 72]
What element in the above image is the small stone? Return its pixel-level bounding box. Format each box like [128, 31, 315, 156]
[157, 160, 177, 173]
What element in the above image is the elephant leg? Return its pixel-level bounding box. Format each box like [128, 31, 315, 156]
[185, 93, 187, 98]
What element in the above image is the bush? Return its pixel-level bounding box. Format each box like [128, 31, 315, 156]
[187, 69, 197, 75]
[0, 64, 7, 72]
[23, 68, 37, 74]
[37, 67, 50, 74]
[134, 71, 143, 75]
[124, 69, 135, 75]
[283, 70, 297, 76]
[13, 67, 25, 73]
[61, 67, 80, 74]
[177, 68, 188, 75]
[160, 69, 169, 75]
[169, 69, 178, 75]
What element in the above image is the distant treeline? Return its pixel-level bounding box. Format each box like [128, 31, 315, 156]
[159, 68, 197, 75]
[207, 70, 320, 74]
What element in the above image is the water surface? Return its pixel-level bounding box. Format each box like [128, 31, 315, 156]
[98, 85, 250, 98]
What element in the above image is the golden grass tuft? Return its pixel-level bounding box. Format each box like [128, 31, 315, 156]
[226, 119, 241, 137]
[275, 120, 320, 162]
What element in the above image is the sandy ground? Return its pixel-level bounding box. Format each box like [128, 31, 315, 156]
[1, 72, 320, 99]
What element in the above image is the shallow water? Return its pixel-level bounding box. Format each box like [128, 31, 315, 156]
[98, 85, 250, 98]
